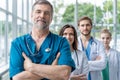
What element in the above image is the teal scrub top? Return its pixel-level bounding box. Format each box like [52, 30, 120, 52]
[102, 58, 109, 80]
[9, 32, 75, 79]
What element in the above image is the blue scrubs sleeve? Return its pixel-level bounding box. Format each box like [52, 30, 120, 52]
[9, 41, 24, 78]
[58, 38, 75, 71]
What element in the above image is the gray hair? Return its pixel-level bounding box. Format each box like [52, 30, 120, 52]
[32, 0, 53, 17]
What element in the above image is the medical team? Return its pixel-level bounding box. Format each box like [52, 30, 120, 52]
[58, 16, 120, 80]
[9, 0, 120, 80]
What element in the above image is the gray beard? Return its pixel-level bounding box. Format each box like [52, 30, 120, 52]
[34, 23, 48, 30]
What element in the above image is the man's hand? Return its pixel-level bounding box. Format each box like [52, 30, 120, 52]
[70, 74, 87, 80]
[95, 56, 101, 60]
[52, 52, 60, 65]
[22, 52, 33, 71]
[14, 52, 43, 80]
[78, 74, 87, 80]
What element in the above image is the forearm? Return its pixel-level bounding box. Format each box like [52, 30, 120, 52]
[28, 63, 71, 80]
[88, 59, 106, 71]
[89, 53, 106, 71]
[13, 71, 43, 80]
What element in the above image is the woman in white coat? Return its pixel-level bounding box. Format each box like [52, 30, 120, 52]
[100, 28, 120, 80]
[77, 16, 106, 80]
[59, 24, 89, 80]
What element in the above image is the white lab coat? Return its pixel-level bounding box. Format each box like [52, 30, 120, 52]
[70, 50, 89, 75]
[78, 36, 106, 80]
[107, 48, 120, 80]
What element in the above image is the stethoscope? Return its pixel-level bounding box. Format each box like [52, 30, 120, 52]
[25, 34, 51, 57]
[25, 38, 39, 56]
[74, 50, 80, 69]
[80, 37, 98, 60]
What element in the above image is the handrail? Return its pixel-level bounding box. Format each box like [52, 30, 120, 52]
[0, 68, 9, 77]
[0, 63, 9, 80]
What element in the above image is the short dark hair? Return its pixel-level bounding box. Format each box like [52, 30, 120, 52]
[78, 16, 92, 26]
[32, 0, 53, 16]
[59, 24, 78, 50]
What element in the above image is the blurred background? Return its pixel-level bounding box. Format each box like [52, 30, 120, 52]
[0, 0, 120, 80]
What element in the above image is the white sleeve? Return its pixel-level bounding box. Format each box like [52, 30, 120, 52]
[88, 42, 107, 71]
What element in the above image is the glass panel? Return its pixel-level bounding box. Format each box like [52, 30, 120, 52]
[28, 23, 32, 32]
[29, 0, 33, 22]
[8, 15, 12, 54]
[23, 0, 27, 20]
[17, 19, 22, 35]
[23, 22, 27, 34]
[8, 0, 12, 13]
[0, 0, 6, 10]
[0, 12, 6, 67]
[17, 0, 22, 18]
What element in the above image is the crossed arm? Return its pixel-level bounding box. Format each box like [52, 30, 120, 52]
[13, 52, 71, 80]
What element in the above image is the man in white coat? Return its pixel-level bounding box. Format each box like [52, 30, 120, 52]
[77, 16, 106, 80]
